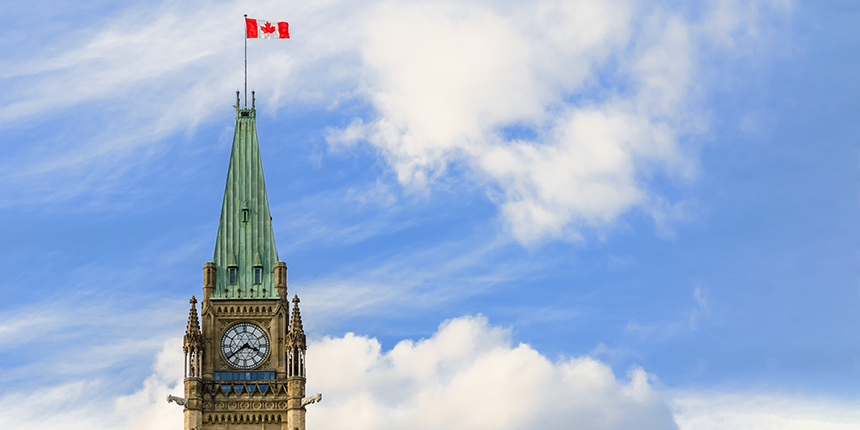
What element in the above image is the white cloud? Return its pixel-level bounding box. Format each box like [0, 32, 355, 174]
[0, 0, 789, 244]
[0, 338, 183, 430]
[326, 0, 789, 245]
[672, 392, 860, 430]
[0, 0, 363, 206]
[0, 314, 59, 345]
[116, 338, 185, 430]
[0, 295, 184, 381]
[0, 380, 124, 430]
[2, 315, 858, 430]
[307, 315, 676, 430]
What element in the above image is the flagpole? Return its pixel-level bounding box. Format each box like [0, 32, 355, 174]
[244, 14, 248, 108]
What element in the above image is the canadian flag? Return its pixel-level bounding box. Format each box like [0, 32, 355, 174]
[245, 18, 289, 39]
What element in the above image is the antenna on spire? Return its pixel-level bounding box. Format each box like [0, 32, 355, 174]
[252, 91, 255, 109]
[235, 91, 240, 109]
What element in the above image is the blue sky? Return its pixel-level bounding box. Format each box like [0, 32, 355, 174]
[1, 1, 859, 429]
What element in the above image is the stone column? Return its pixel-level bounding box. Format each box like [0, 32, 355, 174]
[184, 377, 203, 430]
[286, 377, 306, 430]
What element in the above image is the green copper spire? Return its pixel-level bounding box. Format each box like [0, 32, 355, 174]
[211, 107, 280, 300]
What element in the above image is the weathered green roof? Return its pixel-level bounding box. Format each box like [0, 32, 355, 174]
[211, 107, 280, 300]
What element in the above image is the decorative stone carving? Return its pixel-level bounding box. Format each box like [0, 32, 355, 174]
[301, 393, 322, 407]
[167, 395, 187, 406]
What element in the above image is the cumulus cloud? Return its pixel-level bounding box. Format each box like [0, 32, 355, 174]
[2, 316, 858, 430]
[307, 315, 676, 430]
[327, 0, 789, 244]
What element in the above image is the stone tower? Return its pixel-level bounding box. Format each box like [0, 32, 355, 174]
[176, 96, 315, 430]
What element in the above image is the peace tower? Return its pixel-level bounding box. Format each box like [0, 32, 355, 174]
[171, 93, 320, 430]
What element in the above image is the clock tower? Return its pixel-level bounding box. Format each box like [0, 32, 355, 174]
[175, 94, 316, 430]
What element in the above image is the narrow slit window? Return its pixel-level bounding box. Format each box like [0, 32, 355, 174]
[229, 268, 237, 284]
[242, 209, 249, 222]
[254, 268, 262, 284]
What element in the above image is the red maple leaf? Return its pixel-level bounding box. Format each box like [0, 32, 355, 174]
[261, 22, 276, 35]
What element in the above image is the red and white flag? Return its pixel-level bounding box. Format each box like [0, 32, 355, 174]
[245, 18, 289, 39]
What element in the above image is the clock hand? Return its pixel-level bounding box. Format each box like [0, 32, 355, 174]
[227, 343, 251, 360]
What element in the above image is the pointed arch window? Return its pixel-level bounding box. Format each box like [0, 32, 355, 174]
[228, 253, 238, 285]
[253, 253, 263, 285]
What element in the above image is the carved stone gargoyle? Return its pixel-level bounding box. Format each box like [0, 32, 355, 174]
[167, 395, 187, 406]
[301, 393, 322, 407]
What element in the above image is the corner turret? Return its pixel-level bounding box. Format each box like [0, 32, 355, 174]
[183, 296, 203, 371]
[182, 296, 204, 430]
[286, 295, 308, 430]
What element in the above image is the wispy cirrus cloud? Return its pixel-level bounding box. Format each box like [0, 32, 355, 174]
[295, 233, 534, 328]
[0, 337, 184, 430]
[0, 295, 184, 384]
[1, 0, 790, 246]
[0, 0, 360, 206]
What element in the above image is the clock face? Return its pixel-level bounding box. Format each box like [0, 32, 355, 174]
[220, 323, 270, 370]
